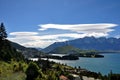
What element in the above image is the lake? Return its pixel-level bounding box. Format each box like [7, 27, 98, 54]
[49, 53, 120, 75]
[30, 53, 120, 75]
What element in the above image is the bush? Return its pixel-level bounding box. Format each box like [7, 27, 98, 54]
[25, 62, 39, 80]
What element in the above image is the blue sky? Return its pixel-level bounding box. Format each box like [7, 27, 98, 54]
[0, 0, 120, 48]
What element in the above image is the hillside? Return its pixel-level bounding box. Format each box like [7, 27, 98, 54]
[0, 39, 24, 61]
[43, 37, 120, 53]
[48, 45, 104, 58]
[49, 45, 81, 54]
[10, 41, 26, 51]
[10, 41, 45, 58]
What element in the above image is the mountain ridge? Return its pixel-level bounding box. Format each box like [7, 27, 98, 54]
[42, 37, 120, 53]
[10, 41, 45, 58]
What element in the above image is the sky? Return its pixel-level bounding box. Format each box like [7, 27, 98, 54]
[0, 0, 120, 48]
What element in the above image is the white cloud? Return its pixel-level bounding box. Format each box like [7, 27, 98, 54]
[8, 32, 108, 48]
[21, 40, 54, 48]
[8, 32, 77, 48]
[38, 23, 117, 33]
[10, 32, 38, 36]
[8, 23, 118, 48]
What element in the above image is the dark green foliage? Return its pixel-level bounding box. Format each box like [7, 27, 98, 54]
[13, 62, 24, 72]
[0, 40, 24, 61]
[49, 45, 84, 54]
[44, 54, 79, 60]
[79, 70, 120, 80]
[10, 41, 26, 51]
[62, 54, 79, 60]
[106, 71, 120, 80]
[109, 74, 120, 80]
[67, 75, 75, 80]
[0, 23, 24, 62]
[80, 71, 100, 79]
[0, 23, 7, 40]
[37, 58, 53, 71]
[25, 62, 39, 80]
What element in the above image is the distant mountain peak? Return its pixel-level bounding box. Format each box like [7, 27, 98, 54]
[42, 37, 120, 53]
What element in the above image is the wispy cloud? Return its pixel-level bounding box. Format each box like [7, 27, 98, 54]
[8, 23, 118, 48]
[8, 32, 80, 48]
[8, 32, 108, 48]
[10, 32, 38, 36]
[38, 23, 117, 33]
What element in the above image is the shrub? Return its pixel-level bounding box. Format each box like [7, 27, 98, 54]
[25, 62, 39, 80]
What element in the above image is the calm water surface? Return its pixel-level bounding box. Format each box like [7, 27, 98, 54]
[48, 53, 120, 75]
[30, 53, 120, 75]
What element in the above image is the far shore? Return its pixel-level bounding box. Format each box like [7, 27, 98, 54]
[99, 51, 120, 54]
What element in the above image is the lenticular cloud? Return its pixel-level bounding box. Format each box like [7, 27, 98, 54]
[8, 23, 118, 48]
[38, 23, 117, 33]
[10, 32, 38, 36]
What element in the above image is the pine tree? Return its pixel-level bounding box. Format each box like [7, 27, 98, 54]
[0, 23, 7, 40]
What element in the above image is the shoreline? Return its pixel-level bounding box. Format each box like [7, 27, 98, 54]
[99, 51, 120, 54]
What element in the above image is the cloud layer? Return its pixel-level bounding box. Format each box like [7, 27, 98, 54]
[10, 32, 38, 36]
[8, 23, 118, 48]
[38, 23, 117, 33]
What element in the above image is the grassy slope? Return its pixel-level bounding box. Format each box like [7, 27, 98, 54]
[50, 45, 82, 54]
[50, 45, 98, 55]
[0, 61, 27, 80]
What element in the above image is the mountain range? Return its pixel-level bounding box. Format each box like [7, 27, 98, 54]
[42, 37, 120, 53]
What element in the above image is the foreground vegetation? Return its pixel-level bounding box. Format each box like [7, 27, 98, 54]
[0, 60, 27, 80]
[0, 59, 120, 80]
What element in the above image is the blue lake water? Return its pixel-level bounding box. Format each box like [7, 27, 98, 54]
[48, 53, 120, 75]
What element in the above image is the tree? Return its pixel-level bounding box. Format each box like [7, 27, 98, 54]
[0, 23, 7, 40]
[25, 62, 39, 80]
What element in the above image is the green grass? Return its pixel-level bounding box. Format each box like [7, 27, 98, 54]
[0, 72, 26, 80]
[0, 61, 27, 80]
[51, 45, 81, 54]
